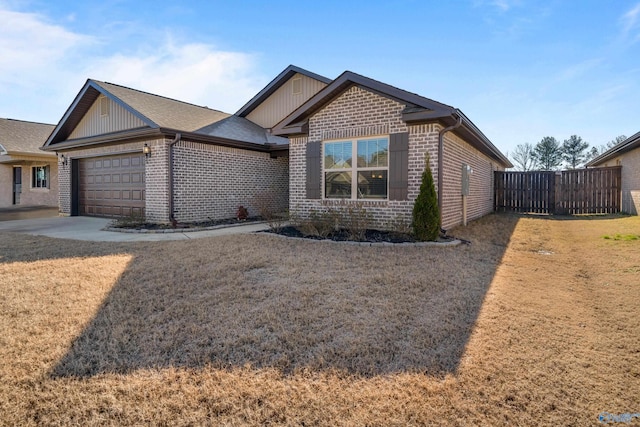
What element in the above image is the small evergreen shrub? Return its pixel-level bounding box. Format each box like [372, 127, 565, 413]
[412, 153, 440, 241]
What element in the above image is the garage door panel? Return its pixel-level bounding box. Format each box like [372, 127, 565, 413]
[79, 153, 145, 218]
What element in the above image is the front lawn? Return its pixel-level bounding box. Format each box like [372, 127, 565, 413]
[0, 214, 638, 425]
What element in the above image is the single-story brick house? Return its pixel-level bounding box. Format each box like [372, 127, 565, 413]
[270, 71, 513, 229]
[41, 72, 303, 222]
[586, 131, 640, 215]
[0, 118, 57, 208]
[42, 65, 511, 229]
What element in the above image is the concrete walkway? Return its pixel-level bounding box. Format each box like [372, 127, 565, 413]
[0, 216, 270, 242]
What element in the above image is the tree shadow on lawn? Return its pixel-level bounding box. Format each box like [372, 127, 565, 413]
[48, 213, 520, 379]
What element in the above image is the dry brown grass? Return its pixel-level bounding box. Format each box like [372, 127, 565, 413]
[0, 213, 638, 425]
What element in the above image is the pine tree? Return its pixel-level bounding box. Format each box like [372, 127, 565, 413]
[533, 136, 563, 170]
[561, 135, 589, 169]
[413, 153, 440, 241]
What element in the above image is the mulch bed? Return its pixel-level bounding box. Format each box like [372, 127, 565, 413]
[265, 225, 455, 244]
[110, 216, 264, 230]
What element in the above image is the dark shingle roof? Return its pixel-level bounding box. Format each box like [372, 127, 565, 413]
[93, 81, 230, 131]
[45, 80, 230, 147]
[196, 116, 288, 145]
[0, 118, 55, 155]
[273, 70, 512, 168]
[586, 131, 640, 166]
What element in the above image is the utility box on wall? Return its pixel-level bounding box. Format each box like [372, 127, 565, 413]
[462, 164, 472, 195]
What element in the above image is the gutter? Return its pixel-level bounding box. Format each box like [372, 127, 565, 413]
[438, 112, 463, 225]
[168, 133, 182, 224]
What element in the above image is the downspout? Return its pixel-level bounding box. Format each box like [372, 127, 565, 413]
[168, 133, 182, 224]
[438, 112, 462, 226]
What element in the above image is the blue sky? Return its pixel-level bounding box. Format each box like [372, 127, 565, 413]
[1, 0, 638, 157]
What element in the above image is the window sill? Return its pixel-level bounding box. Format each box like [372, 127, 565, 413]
[321, 199, 389, 208]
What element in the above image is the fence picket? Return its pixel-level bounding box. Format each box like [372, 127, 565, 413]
[494, 167, 621, 215]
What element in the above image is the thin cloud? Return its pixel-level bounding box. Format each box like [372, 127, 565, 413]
[621, 3, 640, 33]
[0, 8, 93, 85]
[473, 0, 522, 12]
[0, 5, 265, 122]
[82, 40, 264, 113]
[556, 58, 604, 82]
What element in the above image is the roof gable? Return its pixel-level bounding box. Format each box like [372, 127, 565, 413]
[0, 118, 55, 155]
[236, 65, 331, 118]
[586, 131, 640, 166]
[273, 71, 455, 134]
[44, 80, 230, 147]
[271, 70, 511, 168]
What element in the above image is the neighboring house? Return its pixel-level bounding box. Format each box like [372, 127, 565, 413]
[271, 71, 512, 230]
[586, 131, 640, 215]
[40, 68, 327, 222]
[0, 118, 57, 208]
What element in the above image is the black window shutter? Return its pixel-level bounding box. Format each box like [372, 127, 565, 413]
[306, 141, 321, 199]
[46, 165, 50, 189]
[389, 132, 409, 200]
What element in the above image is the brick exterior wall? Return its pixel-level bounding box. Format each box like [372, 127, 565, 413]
[0, 165, 11, 207]
[172, 140, 289, 222]
[442, 132, 504, 228]
[56, 137, 289, 223]
[0, 159, 58, 208]
[290, 85, 503, 230]
[56, 139, 162, 217]
[599, 149, 640, 215]
[145, 139, 171, 222]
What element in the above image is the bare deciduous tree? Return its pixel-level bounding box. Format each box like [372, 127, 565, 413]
[510, 143, 538, 171]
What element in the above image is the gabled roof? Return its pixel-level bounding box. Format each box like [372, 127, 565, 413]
[274, 71, 455, 132]
[586, 131, 640, 166]
[44, 79, 229, 147]
[0, 118, 55, 156]
[196, 115, 288, 146]
[273, 71, 512, 167]
[235, 65, 332, 117]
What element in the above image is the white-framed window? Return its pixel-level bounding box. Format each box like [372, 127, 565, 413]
[323, 136, 389, 200]
[31, 165, 49, 189]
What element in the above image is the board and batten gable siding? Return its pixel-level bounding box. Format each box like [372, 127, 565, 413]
[246, 73, 328, 129]
[596, 149, 640, 215]
[69, 96, 147, 139]
[290, 85, 440, 229]
[441, 132, 504, 228]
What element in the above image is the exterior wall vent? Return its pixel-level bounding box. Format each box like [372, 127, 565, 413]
[292, 78, 302, 95]
[100, 96, 109, 117]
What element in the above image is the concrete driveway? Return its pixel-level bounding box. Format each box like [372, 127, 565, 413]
[0, 216, 270, 242]
[0, 206, 59, 221]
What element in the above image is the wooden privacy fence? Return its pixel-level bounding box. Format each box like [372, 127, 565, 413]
[494, 166, 622, 215]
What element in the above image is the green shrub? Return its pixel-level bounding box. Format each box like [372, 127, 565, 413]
[412, 153, 440, 241]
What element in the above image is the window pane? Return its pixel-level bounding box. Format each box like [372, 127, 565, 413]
[33, 166, 48, 188]
[357, 138, 388, 168]
[357, 170, 388, 199]
[325, 171, 352, 198]
[324, 141, 352, 169]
